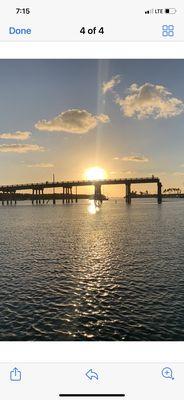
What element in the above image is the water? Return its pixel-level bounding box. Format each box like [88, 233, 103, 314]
[0, 199, 184, 341]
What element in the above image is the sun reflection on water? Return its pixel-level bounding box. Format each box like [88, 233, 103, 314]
[87, 200, 101, 214]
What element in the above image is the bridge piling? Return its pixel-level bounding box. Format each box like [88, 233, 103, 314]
[63, 186, 73, 204]
[52, 185, 56, 204]
[13, 191, 16, 205]
[94, 183, 102, 203]
[125, 182, 131, 204]
[41, 189, 45, 204]
[75, 186, 78, 203]
[32, 188, 34, 204]
[157, 181, 162, 204]
[35, 189, 38, 205]
[70, 187, 73, 203]
[43, 191, 45, 204]
[66, 187, 69, 203]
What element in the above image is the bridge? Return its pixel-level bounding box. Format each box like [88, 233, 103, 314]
[0, 176, 162, 205]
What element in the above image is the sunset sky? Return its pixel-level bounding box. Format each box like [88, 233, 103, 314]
[0, 59, 184, 195]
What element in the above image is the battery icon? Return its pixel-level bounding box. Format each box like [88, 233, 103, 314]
[165, 8, 177, 14]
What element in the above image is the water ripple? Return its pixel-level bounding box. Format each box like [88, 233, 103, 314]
[0, 200, 184, 340]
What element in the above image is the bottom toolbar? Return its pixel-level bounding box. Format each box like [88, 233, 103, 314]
[0, 362, 181, 399]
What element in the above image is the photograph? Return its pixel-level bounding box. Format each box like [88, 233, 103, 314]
[0, 59, 184, 341]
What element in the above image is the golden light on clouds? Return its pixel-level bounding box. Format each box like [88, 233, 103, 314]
[0, 131, 31, 140]
[35, 109, 110, 134]
[0, 144, 44, 153]
[116, 83, 184, 119]
[102, 75, 121, 94]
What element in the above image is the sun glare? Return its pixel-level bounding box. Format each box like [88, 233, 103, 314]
[85, 167, 106, 181]
[87, 200, 101, 215]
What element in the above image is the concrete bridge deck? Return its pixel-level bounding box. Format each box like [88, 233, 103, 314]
[0, 176, 160, 192]
[0, 176, 162, 205]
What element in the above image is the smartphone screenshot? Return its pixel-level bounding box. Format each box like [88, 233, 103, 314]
[0, 0, 184, 399]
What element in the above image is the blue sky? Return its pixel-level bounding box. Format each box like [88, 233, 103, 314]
[0, 60, 184, 192]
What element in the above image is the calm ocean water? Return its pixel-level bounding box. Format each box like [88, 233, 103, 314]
[0, 199, 184, 341]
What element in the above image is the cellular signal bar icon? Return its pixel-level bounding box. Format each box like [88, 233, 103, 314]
[145, 9, 154, 14]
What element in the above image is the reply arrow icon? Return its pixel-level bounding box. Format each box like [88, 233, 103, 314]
[86, 369, 99, 380]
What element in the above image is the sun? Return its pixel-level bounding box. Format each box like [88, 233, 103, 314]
[85, 166, 106, 180]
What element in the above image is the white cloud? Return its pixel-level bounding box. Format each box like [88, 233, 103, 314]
[102, 75, 121, 94]
[35, 109, 110, 134]
[122, 155, 149, 162]
[156, 171, 167, 176]
[110, 169, 132, 176]
[97, 114, 109, 123]
[27, 163, 54, 168]
[0, 131, 31, 140]
[173, 172, 184, 176]
[116, 82, 184, 119]
[122, 170, 132, 175]
[0, 144, 44, 153]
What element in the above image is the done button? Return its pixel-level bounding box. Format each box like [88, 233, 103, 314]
[9, 27, 31, 35]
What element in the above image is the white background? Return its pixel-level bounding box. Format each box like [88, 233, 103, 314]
[0, 41, 184, 58]
[1, 341, 184, 362]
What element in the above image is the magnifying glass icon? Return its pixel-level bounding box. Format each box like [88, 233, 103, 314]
[161, 367, 174, 380]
